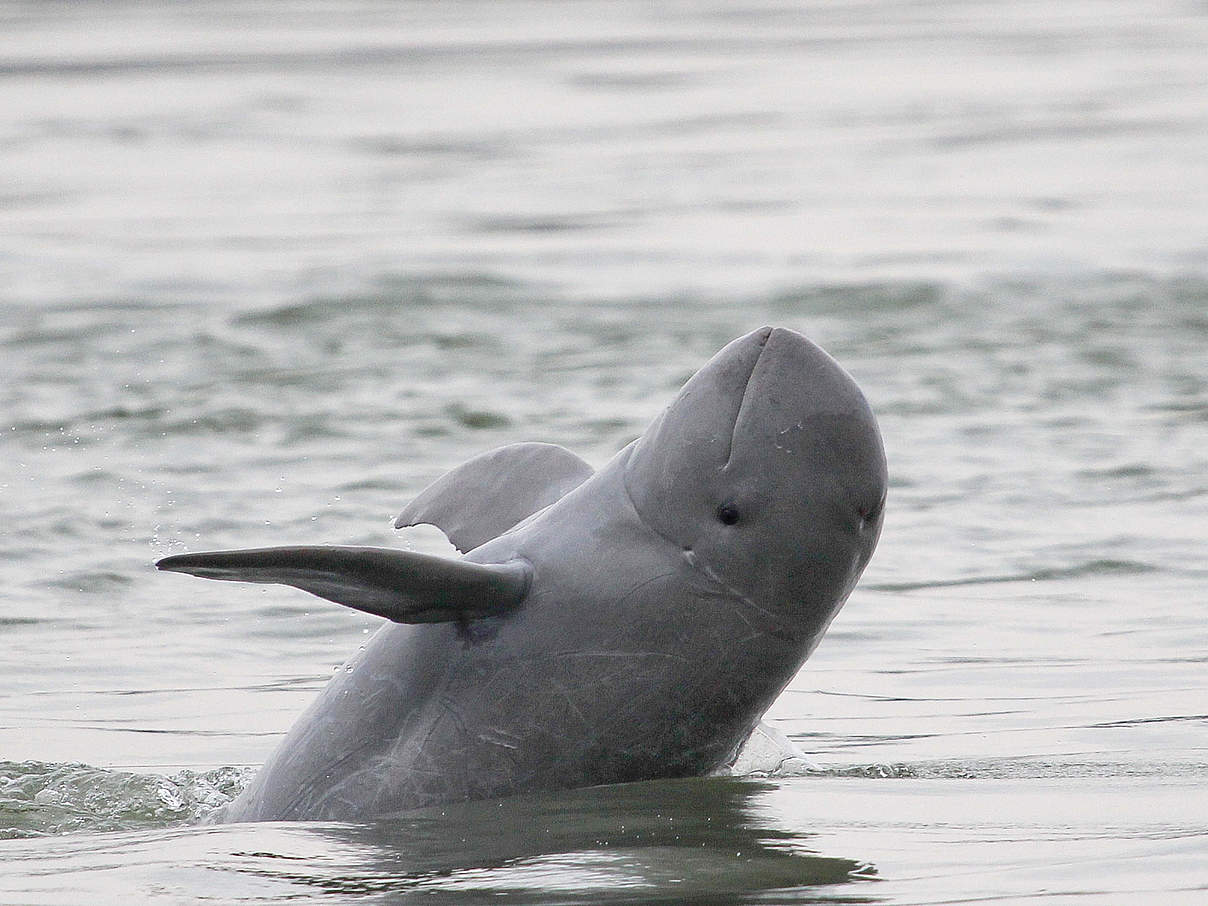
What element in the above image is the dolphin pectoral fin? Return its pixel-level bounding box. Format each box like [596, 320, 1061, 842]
[395, 442, 593, 552]
[156, 546, 531, 623]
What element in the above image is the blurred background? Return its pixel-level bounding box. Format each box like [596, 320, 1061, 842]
[3, 0, 1205, 303]
[1, 2, 1205, 903]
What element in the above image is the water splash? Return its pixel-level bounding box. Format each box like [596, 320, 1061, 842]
[0, 761, 253, 838]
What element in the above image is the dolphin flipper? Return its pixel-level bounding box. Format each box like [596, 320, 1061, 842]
[157, 546, 531, 623]
[395, 442, 593, 552]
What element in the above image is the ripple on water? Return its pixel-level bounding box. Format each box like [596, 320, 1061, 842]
[865, 558, 1156, 593]
[44, 570, 133, 594]
[806, 758, 1208, 781]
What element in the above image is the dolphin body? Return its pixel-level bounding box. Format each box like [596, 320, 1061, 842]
[158, 327, 887, 822]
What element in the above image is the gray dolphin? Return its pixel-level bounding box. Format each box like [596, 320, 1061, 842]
[157, 326, 887, 822]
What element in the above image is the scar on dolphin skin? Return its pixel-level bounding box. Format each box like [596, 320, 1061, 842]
[158, 326, 887, 821]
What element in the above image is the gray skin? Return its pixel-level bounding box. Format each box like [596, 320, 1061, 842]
[159, 326, 887, 822]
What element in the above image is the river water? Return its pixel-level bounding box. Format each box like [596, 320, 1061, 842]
[1, 1, 1206, 903]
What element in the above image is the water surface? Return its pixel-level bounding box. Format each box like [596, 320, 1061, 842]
[1, 2, 1206, 903]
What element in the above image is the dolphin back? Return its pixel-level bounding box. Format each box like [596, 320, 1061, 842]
[395, 442, 594, 551]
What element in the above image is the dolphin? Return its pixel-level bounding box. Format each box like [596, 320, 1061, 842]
[157, 326, 887, 822]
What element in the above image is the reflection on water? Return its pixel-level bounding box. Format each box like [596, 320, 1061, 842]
[0, 778, 874, 905]
[320, 779, 870, 903]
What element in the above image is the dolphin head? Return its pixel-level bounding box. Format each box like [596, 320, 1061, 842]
[624, 326, 887, 642]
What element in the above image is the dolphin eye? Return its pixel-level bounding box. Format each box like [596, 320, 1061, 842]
[716, 503, 741, 526]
